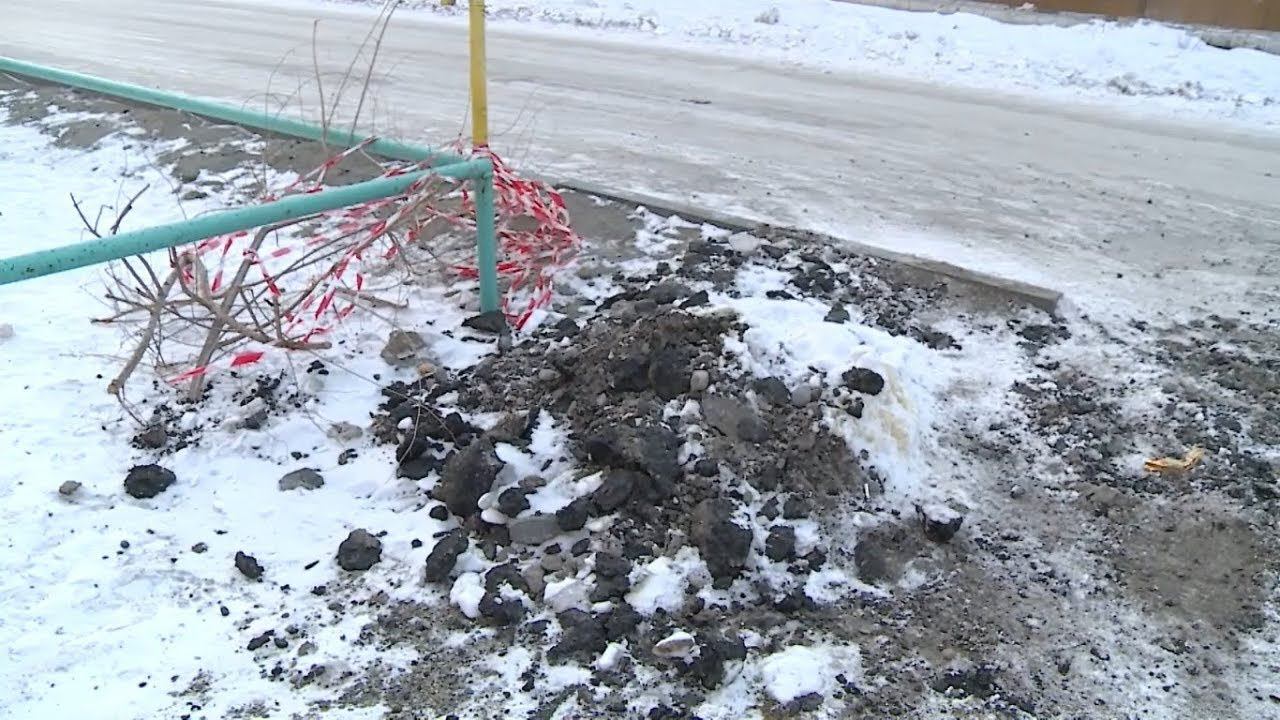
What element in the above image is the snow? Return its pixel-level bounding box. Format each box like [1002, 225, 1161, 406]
[720, 292, 949, 504]
[625, 547, 710, 616]
[0, 101, 479, 718]
[450, 572, 486, 619]
[758, 644, 862, 704]
[594, 642, 628, 671]
[327, 0, 1280, 127]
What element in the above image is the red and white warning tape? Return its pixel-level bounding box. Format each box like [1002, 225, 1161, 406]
[166, 143, 580, 384]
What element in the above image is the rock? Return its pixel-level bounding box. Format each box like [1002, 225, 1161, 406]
[590, 552, 632, 601]
[509, 515, 562, 545]
[680, 290, 710, 309]
[846, 397, 865, 419]
[124, 465, 176, 499]
[462, 310, 509, 334]
[648, 348, 691, 400]
[484, 563, 531, 595]
[497, 487, 531, 516]
[549, 609, 607, 663]
[790, 385, 815, 407]
[689, 370, 710, 394]
[690, 499, 752, 581]
[782, 496, 810, 520]
[398, 455, 440, 481]
[519, 475, 547, 491]
[336, 529, 383, 571]
[583, 426, 682, 495]
[757, 458, 791, 491]
[916, 503, 964, 543]
[134, 424, 168, 450]
[654, 630, 699, 661]
[688, 631, 748, 688]
[591, 470, 639, 513]
[693, 458, 719, 477]
[424, 530, 469, 582]
[435, 439, 504, 517]
[279, 468, 325, 492]
[752, 377, 790, 406]
[648, 282, 687, 305]
[541, 553, 565, 573]
[556, 498, 591, 531]
[824, 304, 851, 323]
[327, 422, 363, 443]
[191, 542, 208, 554]
[58, 481, 82, 497]
[478, 590, 526, 625]
[381, 329, 427, 367]
[604, 605, 642, 641]
[247, 630, 274, 651]
[765, 525, 797, 562]
[610, 354, 650, 392]
[1010, 485, 1027, 499]
[701, 395, 769, 443]
[428, 504, 450, 522]
[523, 564, 547, 597]
[537, 368, 561, 383]
[843, 367, 885, 396]
[758, 497, 781, 520]
[235, 551, 264, 580]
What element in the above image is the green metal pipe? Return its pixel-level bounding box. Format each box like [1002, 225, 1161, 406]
[0, 57, 502, 313]
[473, 170, 501, 313]
[0, 158, 493, 286]
[0, 56, 463, 166]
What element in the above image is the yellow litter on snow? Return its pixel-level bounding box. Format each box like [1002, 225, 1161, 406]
[1143, 447, 1206, 475]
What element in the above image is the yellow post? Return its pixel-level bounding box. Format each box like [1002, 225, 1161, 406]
[468, 0, 489, 148]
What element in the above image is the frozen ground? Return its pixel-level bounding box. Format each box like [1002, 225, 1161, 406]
[2, 0, 1278, 329]
[1, 80, 1277, 719]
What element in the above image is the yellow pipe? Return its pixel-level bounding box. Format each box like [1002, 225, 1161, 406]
[469, 0, 489, 147]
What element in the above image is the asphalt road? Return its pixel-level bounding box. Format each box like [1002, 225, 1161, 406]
[3, 0, 1278, 321]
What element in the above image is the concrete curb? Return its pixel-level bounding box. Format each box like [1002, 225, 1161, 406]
[549, 177, 1064, 313]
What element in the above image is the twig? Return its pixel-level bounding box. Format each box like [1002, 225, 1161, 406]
[185, 217, 313, 400]
[109, 269, 180, 399]
[312, 19, 330, 154]
[349, 3, 397, 140]
[71, 193, 101, 238]
[109, 184, 150, 235]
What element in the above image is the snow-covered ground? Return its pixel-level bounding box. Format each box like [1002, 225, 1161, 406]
[2, 45, 1278, 720]
[331, 0, 1280, 128]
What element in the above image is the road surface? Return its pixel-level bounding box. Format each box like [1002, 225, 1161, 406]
[3, 0, 1278, 321]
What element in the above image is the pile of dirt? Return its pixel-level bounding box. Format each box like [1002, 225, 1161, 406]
[339, 226, 987, 717]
